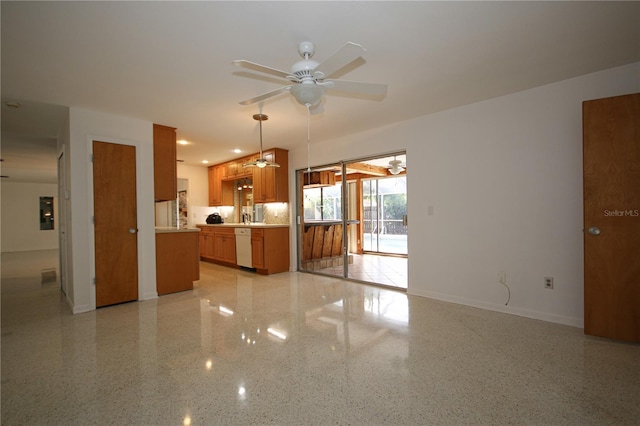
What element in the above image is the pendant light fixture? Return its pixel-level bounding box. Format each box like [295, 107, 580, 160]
[242, 113, 280, 168]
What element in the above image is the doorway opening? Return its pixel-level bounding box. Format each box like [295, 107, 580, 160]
[297, 152, 407, 289]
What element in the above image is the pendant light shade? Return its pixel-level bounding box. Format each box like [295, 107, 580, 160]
[243, 114, 280, 168]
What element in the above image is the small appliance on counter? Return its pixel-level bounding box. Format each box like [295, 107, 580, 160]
[206, 213, 224, 224]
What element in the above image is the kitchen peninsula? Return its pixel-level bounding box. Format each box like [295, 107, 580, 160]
[155, 227, 200, 295]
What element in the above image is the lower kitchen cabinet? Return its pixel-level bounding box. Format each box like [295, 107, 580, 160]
[251, 227, 289, 275]
[156, 231, 200, 295]
[197, 225, 289, 274]
[197, 226, 236, 265]
[213, 228, 236, 264]
[199, 227, 215, 259]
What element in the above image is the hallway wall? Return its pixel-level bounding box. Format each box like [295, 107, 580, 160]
[66, 107, 156, 313]
[1, 182, 59, 252]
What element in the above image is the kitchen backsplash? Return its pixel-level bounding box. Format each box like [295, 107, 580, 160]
[263, 203, 289, 225]
[191, 203, 288, 225]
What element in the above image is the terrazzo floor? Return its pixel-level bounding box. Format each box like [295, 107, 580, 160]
[2, 250, 639, 425]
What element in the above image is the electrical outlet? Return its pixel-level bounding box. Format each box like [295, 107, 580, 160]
[544, 277, 554, 289]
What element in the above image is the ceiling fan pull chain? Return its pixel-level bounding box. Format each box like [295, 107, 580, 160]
[306, 103, 311, 173]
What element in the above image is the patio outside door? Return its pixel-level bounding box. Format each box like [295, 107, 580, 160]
[362, 176, 408, 255]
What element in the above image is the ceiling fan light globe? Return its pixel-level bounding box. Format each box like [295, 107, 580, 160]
[256, 160, 267, 168]
[291, 84, 324, 106]
[389, 166, 404, 175]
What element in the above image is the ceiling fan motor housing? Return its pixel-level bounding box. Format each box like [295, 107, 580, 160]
[290, 59, 319, 80]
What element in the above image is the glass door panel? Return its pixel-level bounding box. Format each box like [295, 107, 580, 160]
[363, 176, 407, 255]
[299, 167, 345, 279]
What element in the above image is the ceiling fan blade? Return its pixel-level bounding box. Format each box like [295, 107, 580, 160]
[326, 79, 387, 97]
[232, 60, 291, 80]
[314, 42, 366, 79]
[239, 86, 292, 105]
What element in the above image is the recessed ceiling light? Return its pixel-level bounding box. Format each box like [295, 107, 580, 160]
[233, 149, 242, 154]
[202, 160, 209, 164]
[177, 140, 189, 145]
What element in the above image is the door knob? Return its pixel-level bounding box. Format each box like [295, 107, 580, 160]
[128, 228, 138, 234]
[588, 226, 601, 236]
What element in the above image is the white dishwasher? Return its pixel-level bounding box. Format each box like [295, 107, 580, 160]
[235, 227, 252, 268]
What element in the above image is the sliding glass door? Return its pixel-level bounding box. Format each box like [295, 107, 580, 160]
[297, 152, 407, 289]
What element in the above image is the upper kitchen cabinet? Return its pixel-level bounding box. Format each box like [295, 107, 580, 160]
[253, 148, 289, 203]
[222, 155, 256, 180]
[208, 166, 222, 206]
[153, 124, 177, 201]
[208, 165, 234, 207]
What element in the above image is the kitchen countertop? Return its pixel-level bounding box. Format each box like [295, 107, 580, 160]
[197, 223, 289, 229]
[155, 227, 201, 233]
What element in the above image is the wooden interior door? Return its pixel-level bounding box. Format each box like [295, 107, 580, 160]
[93, 141, 139, 307]
[583, 93, 640, 342]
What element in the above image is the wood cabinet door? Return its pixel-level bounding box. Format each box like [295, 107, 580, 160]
[153, 124, 177, 201]
[213, 233, 225, 261]
[223, 236, 237, 264]
[251, 233, 265, 269]
[208, 166, 222, 206]
[213, 231, 236, 263]
[252, 167, 266, 203]
[198, 228, 215, 259]
[263, 151, 277, 202]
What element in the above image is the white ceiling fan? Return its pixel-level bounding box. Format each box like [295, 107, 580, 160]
[233, 41, 387, 108]
[388, 156, 406, 175]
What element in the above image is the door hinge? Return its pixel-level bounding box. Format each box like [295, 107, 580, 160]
[92, 216, 95, 224]
[90, 154, 94, 162]
[92, 277, 96, 285]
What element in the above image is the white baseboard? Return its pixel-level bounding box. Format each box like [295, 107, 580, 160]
[409, 288, 584, 328]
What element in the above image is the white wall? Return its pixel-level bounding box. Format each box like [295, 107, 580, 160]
[0, 182, 59, 252]
[177, 163, 216, 226]
[288, 62, 640, 327]
[67, 107, 156, 313]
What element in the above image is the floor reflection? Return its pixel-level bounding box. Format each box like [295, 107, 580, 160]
[2, 250, 639, 425]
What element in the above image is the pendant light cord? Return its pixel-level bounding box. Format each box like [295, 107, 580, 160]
[259, 119, 264, 159]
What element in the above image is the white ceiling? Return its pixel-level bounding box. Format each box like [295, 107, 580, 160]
[2, 1, 638, 183]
